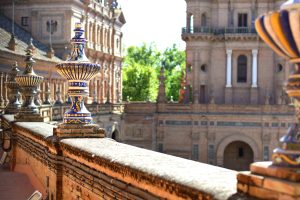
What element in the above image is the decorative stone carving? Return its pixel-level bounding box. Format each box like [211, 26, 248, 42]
[26, 38, 36, 54]
[4, 61, 21, 114]
[262, 133, 271, 144]
[15, 49, 44, 122]
[206, 132, 215, 143]
[157, 67, 166, 103]
[8, 34, 16, 51]
[264, 94, 270, 105]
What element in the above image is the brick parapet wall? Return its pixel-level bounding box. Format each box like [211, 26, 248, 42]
[1, 114, 251, 200]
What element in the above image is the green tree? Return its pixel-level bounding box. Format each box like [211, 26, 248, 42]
[124, 43, 161, 67]
[122, 63, 159, 101]
[122, 43, 185, 102]
[161, 44, 185, 71]
[161, 45, 186, 101]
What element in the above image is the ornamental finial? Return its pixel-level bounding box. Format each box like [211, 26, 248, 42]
[67, 22, 89, 62]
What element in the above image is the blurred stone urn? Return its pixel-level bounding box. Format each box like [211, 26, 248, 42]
[4, 62, 21, 114]
[15, 49, 44, 122]
[255, 0, 300, 167]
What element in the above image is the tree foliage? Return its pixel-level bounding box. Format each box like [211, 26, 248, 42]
[122, 43, 185, 102]
[122, 63, 158, 101]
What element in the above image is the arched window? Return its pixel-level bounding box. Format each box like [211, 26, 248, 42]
[201, 13, 207, 27]
[237, 55, 247, 83]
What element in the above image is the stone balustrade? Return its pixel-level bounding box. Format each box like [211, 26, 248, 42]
[125, 102, 295, 115]
[0, 114, 252, 200]
[0, 72, 11, 108]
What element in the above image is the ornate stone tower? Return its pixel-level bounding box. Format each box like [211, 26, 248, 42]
[157, 67, 166, 103]
[182, 0, 287, 105]
[184, 0, 212, 104]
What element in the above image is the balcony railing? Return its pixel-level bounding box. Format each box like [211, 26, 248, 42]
[182, 26, 257, 35]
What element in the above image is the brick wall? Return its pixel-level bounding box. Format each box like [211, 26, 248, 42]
[1, 114, 246, 200]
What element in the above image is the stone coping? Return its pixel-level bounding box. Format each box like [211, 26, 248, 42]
[2, 114, 15, 123]
[10, 121, 244, 199]
[61, 138, 238, 200]
[14, 122, 54, 139]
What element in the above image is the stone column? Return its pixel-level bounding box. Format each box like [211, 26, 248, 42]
[193, 54, 199, 104]
[97, 80, 101, 103]
[100, 25, 104, 51]
[225, 50, 233, 104]
[4, 73, 9, 105]
[89, 22, 93, 48]
[93, 79, 98, 104]
[85, 21, 89, 41]
[226, 49, 232, 87]
[250, 49, 259, 104]
[0, 73, 4, 107]
[252, 49, 258, 88]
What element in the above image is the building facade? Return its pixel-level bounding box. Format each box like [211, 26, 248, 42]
[0, 0, 125, 104]
[121, 0, 297, 171]
[183, 0, 288, 105]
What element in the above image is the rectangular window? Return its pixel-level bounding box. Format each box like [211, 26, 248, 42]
[192, 144, 199, 161]
[158, 143, 163, 153]
[263, 146, 269, 161]
[200, 85, 205, 103]
[238, 13, 248, 27]
[21, 17, 29, 26]
[201, 121, 208, 126]
[237, 55, 247, 83]
[272, 123, 279, 128]
[208, 145, 214, 160]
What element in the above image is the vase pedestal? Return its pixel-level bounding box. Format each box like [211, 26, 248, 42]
[237, 162, 300, 199]
[15, 112, 46, 122]
[53, 123, 105, 138]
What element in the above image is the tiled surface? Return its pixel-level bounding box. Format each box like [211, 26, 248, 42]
[0, 14, 62, 63]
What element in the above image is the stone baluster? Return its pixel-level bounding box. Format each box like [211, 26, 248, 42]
[34, 85, 42, 106]
[4, 62, 21, 114]
[43, 82, 52, 105]
[93, 79, 98, 104]
[55, 84, 63, 105]
[4, 73, 9, 106]
[0, 73, 4, 107]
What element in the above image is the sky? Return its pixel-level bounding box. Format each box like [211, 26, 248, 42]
[118, 0, 186, 51]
